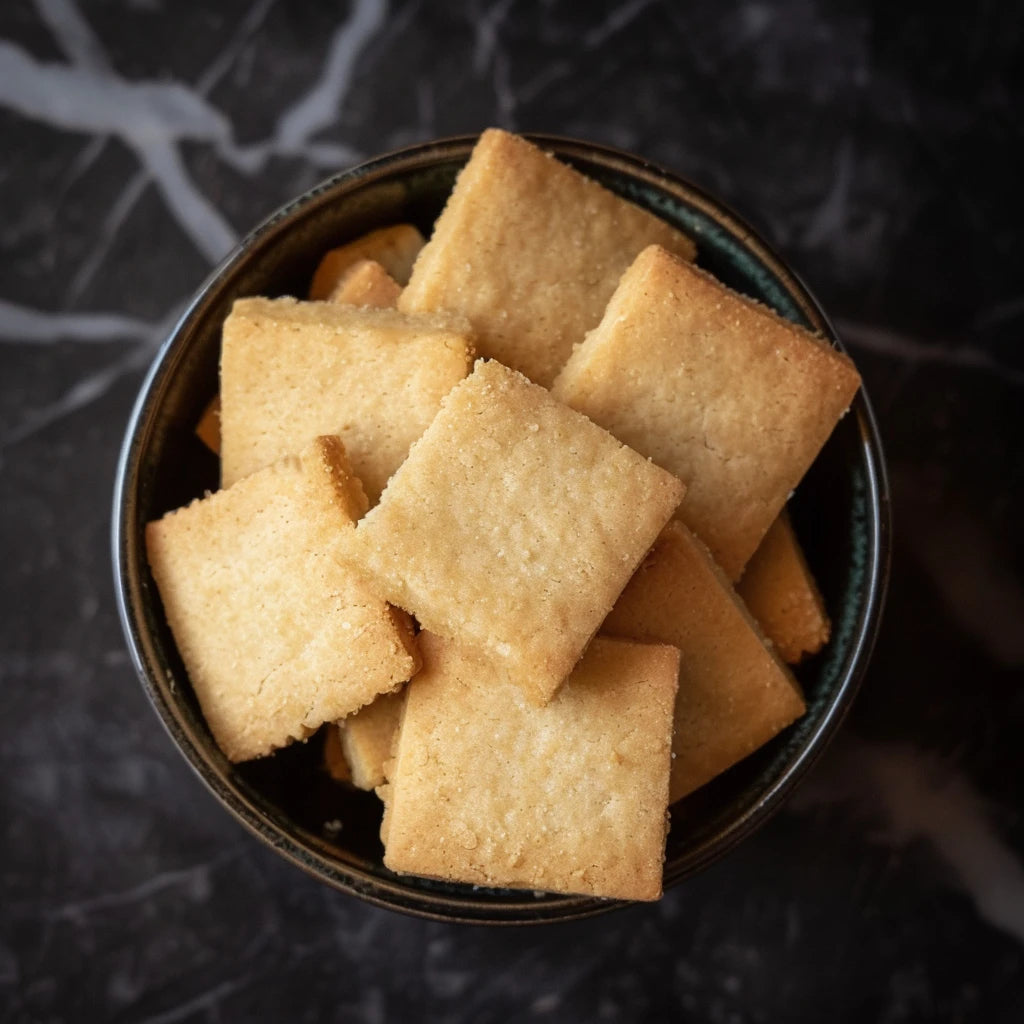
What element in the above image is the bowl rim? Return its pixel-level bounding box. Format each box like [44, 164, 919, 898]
[112, 131, 891, 924]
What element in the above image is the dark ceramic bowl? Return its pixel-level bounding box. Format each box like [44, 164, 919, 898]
[113, 134, 890, 924]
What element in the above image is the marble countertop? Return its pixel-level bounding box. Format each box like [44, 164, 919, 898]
[2, 1, 1022, 1020]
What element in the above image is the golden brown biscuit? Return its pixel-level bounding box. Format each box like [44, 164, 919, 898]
[328, 259, 402, 308]
[309, 223, 425, 298]
[736, 511, 830, 663]
[399, 129, 696, 386]
[336, 688, 406, 790]
[219, 297, 474, 503]
[339, 358, 685, 705]
[553, 244, 861, 579]
[195, 395, 220, 454]
[602, 520, 806, 802]
[145, 436, 420, 763]
[323, 724, 352, 783]
[382, 633, 679, 901]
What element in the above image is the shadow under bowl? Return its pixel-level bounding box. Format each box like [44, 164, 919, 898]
[113, 134, 891, 924]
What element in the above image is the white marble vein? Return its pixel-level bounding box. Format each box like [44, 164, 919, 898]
[491, 46, 515, 127]
[837, 317, 1024, 386]
[803, 135, 853, 247]
[472, 0, 515, 76]
[66, 169, 149, 303]
[139, 134, 237, 261]
[0, 298, 159, 344]
[517, 59, 573, 105]
[791, 737, 1024, 946]
[58, 133, 108, 195]
[131, 976, 252, 1024]
[0, 343, 154, 452]
[0, 0, 395, 452]
[0, 43, 147, 135]
[582, 0, 658, 48]
[0, 304, 178, 452]
[0, 38, 237, 261]
[35, 0, 110, 72]
[273, 0, 385, 156]
[194, 0, 278, 95]
[972, 293, 1024, 331]
[48, 847, 244, 922]
[49, 0, 279, 293]
[2, 0, 384, 280]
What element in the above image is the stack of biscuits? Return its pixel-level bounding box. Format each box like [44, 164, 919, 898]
[148, 130, 860, 902]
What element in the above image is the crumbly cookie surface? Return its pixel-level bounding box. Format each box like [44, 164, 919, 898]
[338, 688, 406, 790]
[553, 244, 861, 579]
[603, 520, 806, 802]
[399, 129, 696, 386]
[737, 512, 831, 664]
[146, 436, 420, 762]
[219, 297, 474, 502]
[341, 358, 684, 704]
[383, 633, 679, 901]
[328, 258, 402, 308]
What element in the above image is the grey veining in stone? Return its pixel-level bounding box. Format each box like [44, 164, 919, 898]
[790, 736, 1024, 945]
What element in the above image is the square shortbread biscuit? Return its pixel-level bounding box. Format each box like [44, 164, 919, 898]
[552, 244, 862, 579]
[382, 633, 679, 901]
[328, 259, 403, 308]
[340, 358, 685, 705]
[335, 688, 406, 790]
[602, 520, 806, 803]
[219, 297, 474, 502]
[736, 511, 830, 664]
[309, 223, 425, 298]
[204, 266, 401, 460]
[145, 436, 420, 763]
[399, 129, 697, 387]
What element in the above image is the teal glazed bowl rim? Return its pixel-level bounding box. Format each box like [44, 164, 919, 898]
[112, 133, 891, 924]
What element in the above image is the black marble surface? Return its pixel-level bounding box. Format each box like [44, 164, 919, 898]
[2, 2, 1022, 1021]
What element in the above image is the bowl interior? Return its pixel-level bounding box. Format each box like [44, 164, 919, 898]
[114, 136, 888, 923]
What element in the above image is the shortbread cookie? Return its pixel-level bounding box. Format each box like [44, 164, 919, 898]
[220, 297, 474, 502]
[195, 395, 220, 454]
[323, 723, 352, 783]
[603, 520, 805, 802]
[737, 511, 830, 663]
[399, 129, 697, 386]
[145, 436, 420, 763]
[309, 223, 425, 298]
[336, 688, 406, 790]
[328, 259, 402, 308]
[382, 633, 679, 901]
[553, 244, 861, 578]
[340, 358, 685, 704]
